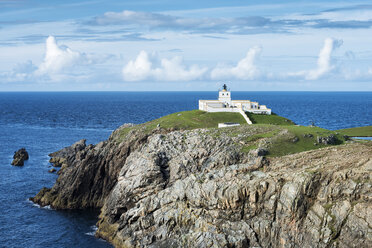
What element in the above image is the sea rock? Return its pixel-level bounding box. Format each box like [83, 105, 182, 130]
[11, 148, 29, 166]
[48, 168, 56, 173]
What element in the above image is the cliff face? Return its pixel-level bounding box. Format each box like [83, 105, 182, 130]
[31, 124, 150, 209]
[31, 124, 372, 248]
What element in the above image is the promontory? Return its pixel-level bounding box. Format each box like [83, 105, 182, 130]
[31, 110, 372, 248]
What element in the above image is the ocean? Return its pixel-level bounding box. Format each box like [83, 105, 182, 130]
[0, 91, 371, 247]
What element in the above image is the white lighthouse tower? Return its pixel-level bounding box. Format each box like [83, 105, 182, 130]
[218, 84, 231, 106]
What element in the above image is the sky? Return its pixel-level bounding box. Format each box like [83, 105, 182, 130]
[0, 0, 372, 91]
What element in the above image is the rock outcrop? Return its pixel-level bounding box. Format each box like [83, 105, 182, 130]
[31, 124, 372, 247]
[11, 148, 29, 166]
[317, 134, 339, 145]
[48, 139, 87, 167]
[31, 125, 151, 209]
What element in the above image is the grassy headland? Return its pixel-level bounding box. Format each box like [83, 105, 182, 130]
[115, 110, 349, 157]
[115, 110, 246, 142]
[336, 125, 372, 137]
[143, 110, 246, 130]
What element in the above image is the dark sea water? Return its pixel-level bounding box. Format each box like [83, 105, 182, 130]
[0, 91, 371, 247]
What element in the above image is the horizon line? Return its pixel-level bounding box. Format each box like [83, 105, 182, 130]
[0, 90, 371, 93]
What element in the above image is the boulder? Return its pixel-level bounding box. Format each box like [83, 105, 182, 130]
[11, 148, 29, 166]
[48, 168, 57, 173]
[252, 147, 268, 156]
[317, 134, 338, 145]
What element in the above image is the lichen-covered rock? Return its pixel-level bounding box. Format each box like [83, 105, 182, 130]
[48, 139, 86, 167]
[11, 148, 29, 166]
[31, 123, 372, 247]
[96, 142, 371, 248]
[30, 126, 152, 209]
[317, 134, 338, 145]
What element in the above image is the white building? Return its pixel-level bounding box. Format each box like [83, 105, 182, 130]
[199, 84, 272, 115]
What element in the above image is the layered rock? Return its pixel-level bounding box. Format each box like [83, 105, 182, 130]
[96, 143, 372, 248]
[11, 148, 29, 166]
[48, 139, 87, 167]
[31, 124, 151, 209]
[31, 123, 372, 247]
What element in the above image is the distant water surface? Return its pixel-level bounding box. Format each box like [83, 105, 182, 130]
[0, 91, 371, 247]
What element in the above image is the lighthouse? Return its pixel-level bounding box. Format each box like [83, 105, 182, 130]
[198, 84, 271, 115]
[218, 84, 232, 106]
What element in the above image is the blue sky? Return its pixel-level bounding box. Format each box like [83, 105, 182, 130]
[0, 0, 372, 91]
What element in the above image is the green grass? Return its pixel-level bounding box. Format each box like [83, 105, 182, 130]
[241, 144, 258, 153]
[240, 124, 346, 157]
[336, 125, 372, 137]
[246, 112, 295, 126]
[245, 129, 280, 142]
[114, 110, 247, 143]
[113, 110, 347, 157]
[144, 110, 246, 131]
[266, 125, 344, 157]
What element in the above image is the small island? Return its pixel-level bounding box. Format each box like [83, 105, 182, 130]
[30, 96, 371, 248]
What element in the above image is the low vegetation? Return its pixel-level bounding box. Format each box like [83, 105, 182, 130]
[114, 110, 246, 142]
[115, 110, 351, 157]
[336, 125, 372, 137]
[246, 112, 295, 125]
[143, 110, 246, 131]
[260, 125, 345, 157]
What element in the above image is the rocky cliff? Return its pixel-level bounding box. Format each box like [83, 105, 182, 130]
[31, 121, 372, 248]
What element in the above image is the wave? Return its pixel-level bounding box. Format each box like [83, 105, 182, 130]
[26, 199, 54, 210]
[85, 225, 98, 236]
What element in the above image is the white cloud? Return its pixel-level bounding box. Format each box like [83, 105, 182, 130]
[0, 36, 107, 83]
[35, 36, 91, 77]
[0, 60, 37, 83]
[122, 51, 208, 81]
[122, 51, 152, 81]
[289, 38, 342, 80]
[210, 46, 262, 80]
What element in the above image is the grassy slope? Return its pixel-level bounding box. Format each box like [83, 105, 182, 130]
[115, 110, 246, 142]
[143, 110, 246, 131]
[246, 112, 295, 125]
[116, 110, 347, 157]
[265, 125, 344, 157]
[336, 126, 372, 137]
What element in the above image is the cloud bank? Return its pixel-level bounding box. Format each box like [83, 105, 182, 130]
[122, 51, 208, 81]
[3, 36, 371, 85]
[87, 9, 372, 36]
